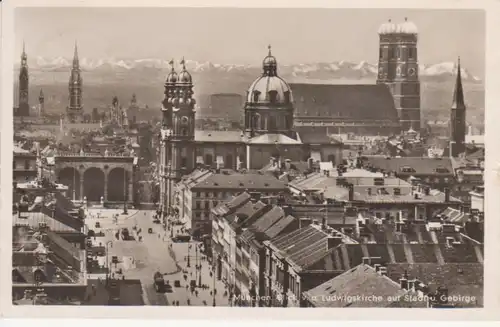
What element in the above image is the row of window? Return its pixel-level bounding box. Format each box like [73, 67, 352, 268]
[13, 160, 33, 170]
[195, 200, 220, 210]
[379, 47, 417, 60]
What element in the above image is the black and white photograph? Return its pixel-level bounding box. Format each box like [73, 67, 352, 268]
[3, 2, 493, 316]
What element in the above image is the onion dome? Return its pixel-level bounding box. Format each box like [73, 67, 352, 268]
[165, 59, 178, 84]
[246, 46, 293, 105]
[378, 19, 397, 35]
[177, 57, 192, 84]
[399, 17, 418, 34]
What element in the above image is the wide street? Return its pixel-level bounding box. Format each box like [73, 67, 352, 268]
[85, 207, 231, 306]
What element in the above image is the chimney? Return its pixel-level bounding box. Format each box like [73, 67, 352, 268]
[400, 272, 409, 290]
[321, 217, 327, 229]
[327, 235, 342, 249]
[444, 188, 450, 202]
[348, 184, 354, 202]
[299, 218, 312, 229]
[424, 187, 430, 196]
[378, 266, 388, 276]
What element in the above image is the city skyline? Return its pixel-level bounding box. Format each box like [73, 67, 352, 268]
[15, 8, 485, 77]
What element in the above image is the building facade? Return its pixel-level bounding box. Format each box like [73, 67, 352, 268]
[377, 18, 421, 131]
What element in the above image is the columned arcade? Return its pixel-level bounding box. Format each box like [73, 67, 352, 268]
[53, 153, 136, 203]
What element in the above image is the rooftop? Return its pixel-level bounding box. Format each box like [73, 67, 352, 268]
[303, 264, 407, 307]
[290, 83, 399, 122]
[361, 156, 454, 176]
[192, 172, 287, 190]
[267, 225, 331, 271]
[194, 130, 245, 143]
[248, 133, 302, 145]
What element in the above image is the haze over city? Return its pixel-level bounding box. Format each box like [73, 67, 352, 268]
[15, 8, 485, 77]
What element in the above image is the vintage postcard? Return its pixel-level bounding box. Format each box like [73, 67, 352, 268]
[1, 0, 500, 321]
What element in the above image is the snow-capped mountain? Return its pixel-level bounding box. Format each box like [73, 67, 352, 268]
[19, 56, 482, 82]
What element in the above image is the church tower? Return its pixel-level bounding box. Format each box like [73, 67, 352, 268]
[38, 89, 45, 117]
[159, 59, 196, 215]
[450, 57, 466, 157]
[377, 18, 421, 131]
[67, 42, 83, 122]
[18, 42, 30, 117]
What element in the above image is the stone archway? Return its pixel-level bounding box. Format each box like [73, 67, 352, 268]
[58, 167, 81, 201]
[107, 168, 129, 202]
[83, 168, 105, 202]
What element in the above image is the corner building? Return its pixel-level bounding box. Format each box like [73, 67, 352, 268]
[377, 18, 421, 131]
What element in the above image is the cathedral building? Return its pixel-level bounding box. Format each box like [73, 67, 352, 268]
[158, 52, 344, 212]
[292, 18, 421, 135]
[66, 42, 84, 123]
[15, 42, 30, 117]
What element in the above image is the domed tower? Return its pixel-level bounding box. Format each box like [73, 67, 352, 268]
[18, 41, 30, 117]
[67, 41, 84, 123]
[244, 46, 294, 138]
[377, 18, 421, 132]
[158, 58, 196, 215]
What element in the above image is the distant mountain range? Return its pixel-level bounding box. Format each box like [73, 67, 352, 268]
[20, 57, 482, 83]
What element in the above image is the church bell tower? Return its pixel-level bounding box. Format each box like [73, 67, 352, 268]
[159, 58, 196, 215]
[18, 42, 30, 117]
[67, 42, 84, 122]
[450, 57, 467, 157]
[377, 18, 421, 132]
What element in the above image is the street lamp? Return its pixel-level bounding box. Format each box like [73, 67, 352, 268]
[212, 266, 216, 307]
[123, 169, 128, 214]
[106, 241, 113, 282]
[187, 242, 191, 268]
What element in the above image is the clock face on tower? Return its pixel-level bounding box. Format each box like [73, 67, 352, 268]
[408, 68, 416, 76]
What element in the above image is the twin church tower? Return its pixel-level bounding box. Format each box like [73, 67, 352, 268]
[15, 42, 83, 122]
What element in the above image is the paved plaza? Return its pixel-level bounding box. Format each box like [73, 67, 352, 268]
[84, 207, 232, 306]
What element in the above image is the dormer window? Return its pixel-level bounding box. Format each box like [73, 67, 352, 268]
[435, 167, 450, 174]
[374, 178, 385, 186]
[253, 91, 261, 103]
[400, 166, 416, 173]
[269, 90, 278, 103]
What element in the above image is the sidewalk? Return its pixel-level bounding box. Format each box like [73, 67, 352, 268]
[165, 240, 232, 306]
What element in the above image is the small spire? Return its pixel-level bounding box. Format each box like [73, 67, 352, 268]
[74, 41, 78, 59]
[169, 59, 175, 72]
[388, 18, 392, 22]
[268, 44, 272, 56]
[180, 57, 186, 70]
[21, 40, 27, 61]
[451, 56, 465, 109]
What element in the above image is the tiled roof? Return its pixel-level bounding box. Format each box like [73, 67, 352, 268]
[362, 156, 454, 176]
[251, 206, 286, 233]
[310, 238, 483, 272]
[290, 83, 399, 122]
[194, 130, 245, 143]
[248, 133, 302, 145]
[265, 215, 297, 239]
[192, 172, 287, 190]
[439, 207, 471, 224]
[13, 211, 79, 233]
[212, 192, 251, 217]
[331, 188, 461, 203]
[225, 200, 268, 228]
[303, 264, 407, 307]
[295, 128, 340, 144]
[386, 263, 483, 307]
[269, 225, 329, 270]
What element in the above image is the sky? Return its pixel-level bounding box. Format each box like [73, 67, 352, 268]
[14, 8, 485, 76]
